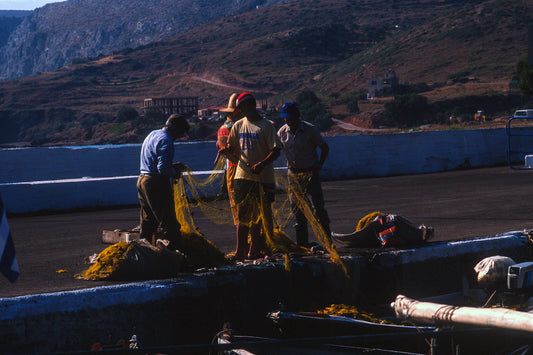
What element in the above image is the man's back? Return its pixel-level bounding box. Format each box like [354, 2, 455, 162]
[139, 128, 174, 177]
[229, 117, 279, 184]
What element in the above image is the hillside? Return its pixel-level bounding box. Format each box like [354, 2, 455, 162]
[0, 0, 530, 146]
[0, 0, 291, 80]
[314, 0, 531, 93]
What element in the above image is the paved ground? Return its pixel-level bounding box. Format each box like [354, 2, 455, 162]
[2, 165, 533, 298]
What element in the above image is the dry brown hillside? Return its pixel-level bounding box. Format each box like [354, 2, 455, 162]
[0, 0, 530, 146]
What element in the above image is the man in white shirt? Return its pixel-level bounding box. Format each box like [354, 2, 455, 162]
[277, 102, 330, 247]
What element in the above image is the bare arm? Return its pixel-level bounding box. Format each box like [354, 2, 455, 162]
[251, 147, 281, 174]
[219, 145, 240, 164]
[314, 142, 329, 175]
[318, 142, 329, 166]
[216, 136, 228, 150]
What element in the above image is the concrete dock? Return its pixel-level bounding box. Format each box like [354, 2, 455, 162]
[2, 166, 533, 352]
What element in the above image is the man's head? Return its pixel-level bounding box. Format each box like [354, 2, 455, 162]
[281, 102, 300, 130]
[165, 114, 190, 140]
[234, 92, 257, 119]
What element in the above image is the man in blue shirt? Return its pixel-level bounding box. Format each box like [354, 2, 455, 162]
[137, 113, 189, 250]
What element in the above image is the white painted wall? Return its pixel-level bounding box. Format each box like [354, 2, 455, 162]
[325, 128, 509, 179]
[0, 127, 520, 213]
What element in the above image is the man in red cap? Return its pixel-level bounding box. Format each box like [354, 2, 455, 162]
[219, 92, 282, 260]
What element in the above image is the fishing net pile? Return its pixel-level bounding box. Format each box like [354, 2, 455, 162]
[77, 160, 347, 280]
[76, 240, 184, 280]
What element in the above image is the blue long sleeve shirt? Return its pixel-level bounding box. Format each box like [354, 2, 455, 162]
[139, 128, 176, 177]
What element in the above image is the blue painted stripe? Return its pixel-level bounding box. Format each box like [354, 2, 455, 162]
[0, 194, 19, 283]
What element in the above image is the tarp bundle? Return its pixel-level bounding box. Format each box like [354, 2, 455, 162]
[333, 211, 433, 248]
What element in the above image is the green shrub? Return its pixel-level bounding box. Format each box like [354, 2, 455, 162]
[517, 59, 533, 96]
[384, 94, 432, 127]
[117, 106, 139, 122]
[295, 89, 333, 131]
[346, 99, 360, 114]
[108, 123, 128, 136]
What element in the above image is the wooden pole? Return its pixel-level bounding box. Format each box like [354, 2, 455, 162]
[391, 294, 533, 333]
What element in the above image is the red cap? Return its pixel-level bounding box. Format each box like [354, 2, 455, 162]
[236, 92, 255, 107]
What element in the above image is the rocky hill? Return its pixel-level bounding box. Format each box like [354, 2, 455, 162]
[0, 10, 30, 48]
[0, 0, 530, 146]
[0, 0, 292, 80]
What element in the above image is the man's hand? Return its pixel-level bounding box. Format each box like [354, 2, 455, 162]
[220, 146, 239, 164]
[218, 146, 233, 156]
[214, 151, 221, 166]
[312, 163, 323, 176]
[251, 161, 265, 174]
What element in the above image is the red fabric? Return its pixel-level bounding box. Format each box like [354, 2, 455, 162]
[376, 215, 404, 246]
[217, 125, 230, 138]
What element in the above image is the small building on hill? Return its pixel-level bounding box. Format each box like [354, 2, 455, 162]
[143, 97, 199, 116]
[197, 101, 267, 121]
[367, 70, 399, 98]
[197, 106, 223, 121]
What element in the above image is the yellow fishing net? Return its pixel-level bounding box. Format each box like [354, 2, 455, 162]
[76, 241, 137, 280]
[356, 211, 383, 231]
[173, 173, 228, 268]
[317, 304, 395, 325]
[76, 240, 185, 280]
[77, 160, 349, 280]
[176, 161, 348, 275]
[76, 242, 134, 280]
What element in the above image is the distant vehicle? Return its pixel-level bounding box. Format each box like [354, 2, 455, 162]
[513, 109, 533, 118]
[474, 110, 486, 121]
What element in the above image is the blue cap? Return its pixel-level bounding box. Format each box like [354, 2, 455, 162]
[281, 102, 300, 119]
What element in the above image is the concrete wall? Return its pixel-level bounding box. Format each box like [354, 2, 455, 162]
[1, 127, 532, 353]
[329, 128, 508, 179]
[0, 127, 520, 213]
[1, 231, 530, 353]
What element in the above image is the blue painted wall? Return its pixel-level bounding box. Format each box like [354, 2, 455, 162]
[0, 127, 519, 213]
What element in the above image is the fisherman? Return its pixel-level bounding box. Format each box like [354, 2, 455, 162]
[137, 113, 189, 250]
[277, 102, 331, 247]
[220, 92, 282, 260]
[216, 93, 239, 224]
